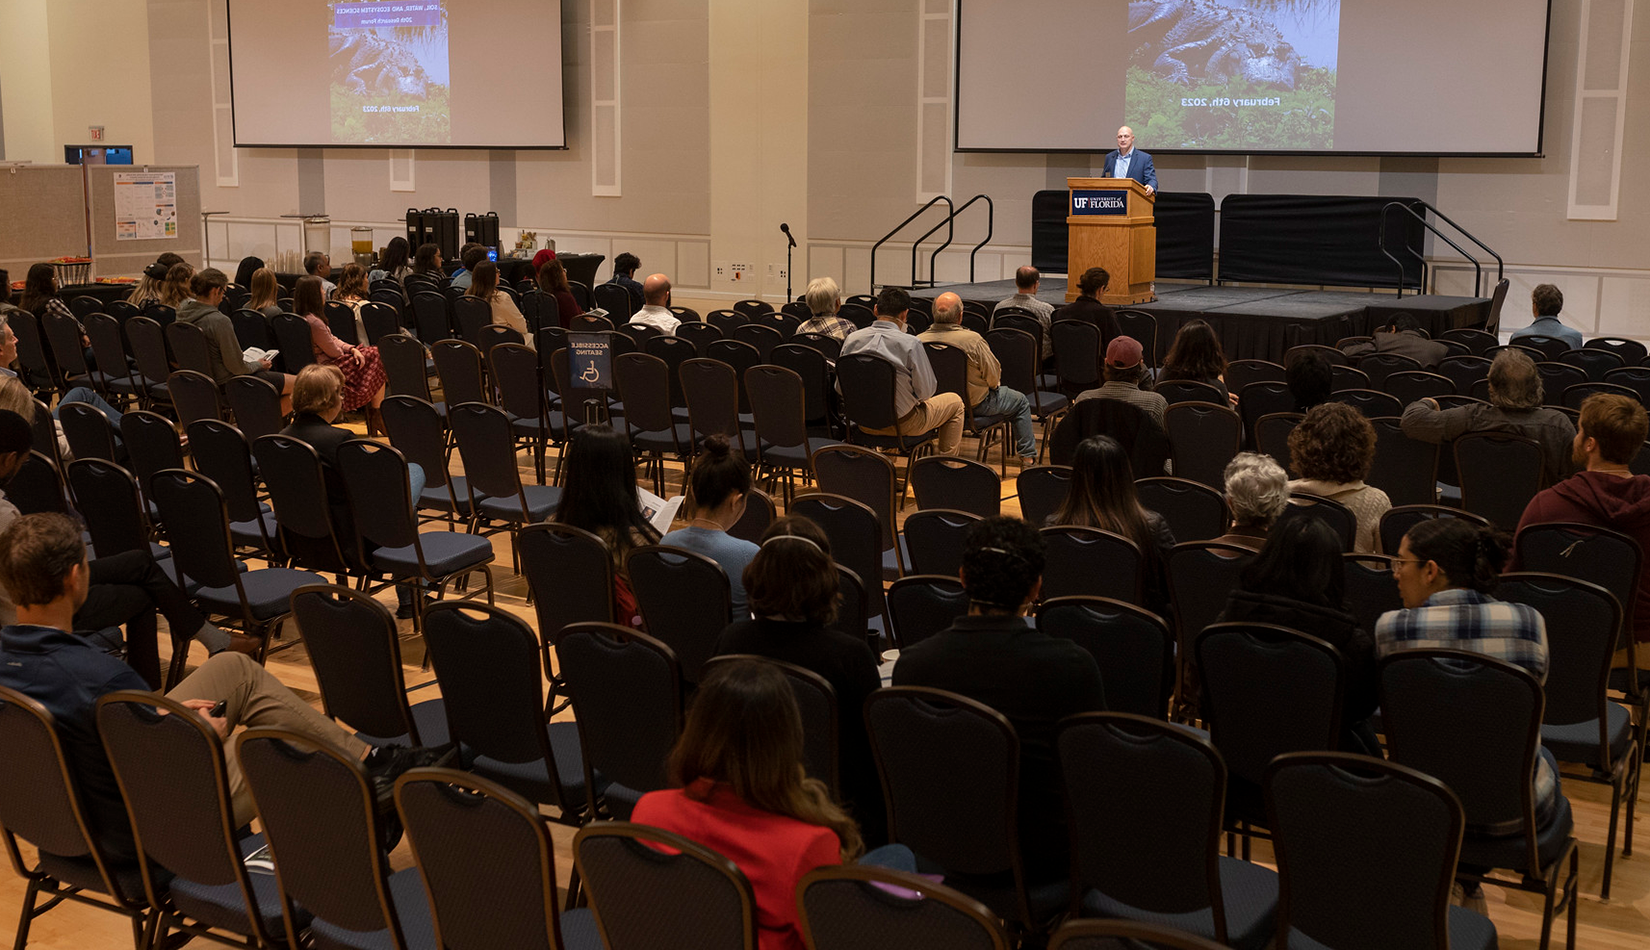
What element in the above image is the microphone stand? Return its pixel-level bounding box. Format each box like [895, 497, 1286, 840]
[785, 238, 793, 301]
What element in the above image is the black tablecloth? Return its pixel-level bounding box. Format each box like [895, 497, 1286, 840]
[1139, 289, 1367, 363]
[59, 283, 133, 306]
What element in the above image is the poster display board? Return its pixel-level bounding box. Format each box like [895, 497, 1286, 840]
[113, 171, 178, 241]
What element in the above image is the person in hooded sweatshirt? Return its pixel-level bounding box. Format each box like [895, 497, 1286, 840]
[1216, 513, 1379, 755]
[176, 268, 294, 412]
[1513, 393, 1650, 668]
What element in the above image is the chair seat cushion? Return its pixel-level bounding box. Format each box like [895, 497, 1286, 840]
[1542, 701, 1633, 768]
[853, 425, 937, 453]
[306, 867, 435, 950]
[477, 485, 561, 524]
[1459, 783, 1574, 872]
[631, 424, 694, 455]
[759, 437, 830, 468]
[229, 511, 279, 549]
[925, 864, 1067, 928]
[560, 907, 603, 950]
[1080, 856, 1278, 950]
[1030, 392, 1070, 416]
[36, 850, 160, 904]
[371, 531, 495, 578]
[420, 478, 480, 516]
[168, 834, 305, 936]
[355, 697, 450, 750]
[193, 568, 325, 622]
[1284, 907, 1496, 950]
[467, 721, 605, 814]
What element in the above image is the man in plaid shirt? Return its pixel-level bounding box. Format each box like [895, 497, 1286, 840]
[1376, 518, 1555, 817]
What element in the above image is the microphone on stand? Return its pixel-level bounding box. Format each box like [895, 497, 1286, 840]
[780, 222, 797, 248]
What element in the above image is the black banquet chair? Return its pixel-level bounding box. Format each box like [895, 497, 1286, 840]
[798, 865, 1010, 950]
[573, 822, 757, 950]
[1038, 597, 1174, 720]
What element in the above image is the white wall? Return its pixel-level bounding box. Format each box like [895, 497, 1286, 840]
[0, 0, 58, 163]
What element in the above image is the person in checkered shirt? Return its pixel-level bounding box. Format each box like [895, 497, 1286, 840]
[1376, 517, 1556, 816]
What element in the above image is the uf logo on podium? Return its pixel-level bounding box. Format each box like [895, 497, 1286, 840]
[1071, 189, 1128, 215]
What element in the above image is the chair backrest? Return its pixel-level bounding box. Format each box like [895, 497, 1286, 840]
[7, 451, 69, 515]
[705, 338, 761, 413]
[1057, 713, 1228, 931]
[1135, 476, 1229, 543]
[1379, 650, 1545, 843]
[922, 341, 971, 411]
[707, 309, 747, 337]
[1365, 416, 1439, 509]
[224, 374, 285, 442]
[680, 357, 744, 449]
[394, 769, 572, 950]
[411, 290, 452, 343]
[252, 434, 355, 574]
[517, 524, 616, 676]
[379, 333, 434, 401]
[433, 338, 488, 407]
[1195, 623, 1346, 785]
[1015, 465, 1073, 526]
[1163, 402, 1241, 488]
[834, 353, 908, 434]
[838, 303, 875, 329]
[626, 546, 732, 682]
[57, 402, 118, 462]
[728, 487, 776, 545]
[1519, 335, 1573, 362]
[1356, 352, 1423, 389]
[703, 654, 841, 796]
[336, 439, 421, 559]
[647, 334, 697, 410]
[798, 865, 1009, 950]
[901, 508, 979, 577]
[1039, 525, 1144, 603]
[789, 331, 842, 362]
[147, 469, 244, 589]
[1454, 431, 1544, 528]
[813, 443, 899, 549]
[1114, 310, 1158, 367]
[594, 282, 634, 321]
[556, 624, 683, 810]
[864, 688, 1021, 879]
[1154, 379, 1226, 407]
[574, 822, 758, 950]
[1253, 411, 1302, 472]
[452, 295, 491, 345]
[291, 584, 427, 744]
[833, 564, 871, 644]
[378, 395, 451, 491]
[1038, 597, 1174, 719]
[909, 455, 1001, 518]
[1226, 359, 1286, 394]
[95, 693, 263, 933]
[790, 494, 886, 620]
[449, 402, 528, 503]
[986, 327, 1042, 400]
[676, 320, 723, 355]
[1342, 553, 1402, 637]
[230, 309, 272, 351]
[270, 313, 315, 374]
[41, 311, 90, 382]
[125, 316, 172, 388]
[84, 312, 135, 391]
[744, 364, 810, 451]
[1332, 388, 1403, 419]
[490, 342, 544, 424]
[1050, 319, 1102, 393]
[1266, 752, 1470, 950]
[1378, 504, 1490, 558]
[1561, 380, 1639, 410]
[359, 301, 402, 346]
[731, 322, 782, 362]
[1513, 521, 1639, 648]
[1533, 361, 1587, 404]
[66, 459, 150, 559]
[1287, 343, 1350, 368]
[1383, 370, 1456, 406]
[1497, 572, 1621, 747]
[1277, 492, 1357, 552]
[237, 730, 401, 943]
[1557, 347, 1624, 382]
[615, 352, 676, 435]
[1329, 363, 1370, 392]
[29, 399, 62, 471]
[7, 311, 54, 390]
[768, 344, 834, 426]
[168, 369, 222, 427]
[886, 574, 969, 651]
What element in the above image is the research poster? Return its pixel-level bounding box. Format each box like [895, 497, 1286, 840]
[113, 171, 178, 241]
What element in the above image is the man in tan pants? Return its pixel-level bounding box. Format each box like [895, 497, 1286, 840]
[840, 285, 965, 455]
[0, 513, 444, 861]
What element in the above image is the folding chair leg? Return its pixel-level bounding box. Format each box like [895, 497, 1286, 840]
[1603, 773, 1622, 900]
[13, 878, 39, 950]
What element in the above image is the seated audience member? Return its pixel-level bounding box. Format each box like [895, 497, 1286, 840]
[1052, 266, 1120, 353]
[839, 287, 965, 456]
[530, 247, 556, 278]
[19, 263, 93, 368]
[293, 276, 387, 429]
[660, 434, 759, 621]
[1515, 393, 1650, 664]
[411, 242, 444, 280]
[1, 351, 121, 440]
[125, 261, 169, 310]
[917, 292, 1037, 465]
[0, 512, 449, 861]
[232, 256, 264, 291]
[303, 250, 336, 298]
[1285, 348, 1334, 412]
[247, 266, 283, 319]
[894, 516, 1105, 881]
[1218, 514, 1379, 754]
[0, 318, 17, 378]
[993, 265, 1057, 356]
[1287, 402, 1390, 554]
[448, 243, 487, 291]
[1511, 283, 1583, 350]
[1340, 314, 1448, 368]
[1052, 434, 1176, 613]
[796, 276, 856, 341]
[1075, 335, 1167, 427]
[712, 515, 884, 843]
[0, 378, 67, 460]
[628, 273, 681, 335]
[177, 268, 294, 404]
[332, 263, 372, 340]
[535, 257, 585, 328]
[550, 424, 661, 628]
[1216, 452, 1290, 550]
[158, 262, 196, 309]
[467, 261, 532, 349]
[608, 251, 646, 312]
[1158, 318, 1234, 404]
[370, 236, 413, 284]
[1401, 348, 1576, 487]
[1377, 518, 1557, 817]
[633, 660, 911, 950]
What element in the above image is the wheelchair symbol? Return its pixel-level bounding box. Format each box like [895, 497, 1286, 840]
[579, 361, 602, 383]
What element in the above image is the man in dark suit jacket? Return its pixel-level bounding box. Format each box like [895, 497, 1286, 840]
[1339, 314, 1448, 368]
[894, 516, 1106, 881]
[1102, 126, 1156, 193]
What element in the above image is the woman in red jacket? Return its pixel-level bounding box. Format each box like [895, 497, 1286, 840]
[631, 660, 910, 950]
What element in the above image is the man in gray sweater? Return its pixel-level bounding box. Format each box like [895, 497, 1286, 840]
[175, 268, 293, 412]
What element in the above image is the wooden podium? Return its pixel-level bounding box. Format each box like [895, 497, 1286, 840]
[1065, 177, 1155, 305]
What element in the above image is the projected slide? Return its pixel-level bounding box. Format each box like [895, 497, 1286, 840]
[329, 2, 451, 145]
[1127, 0, 1339, 149]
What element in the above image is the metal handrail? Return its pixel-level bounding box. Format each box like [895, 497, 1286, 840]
[946, 194, 994, 284]
[908, 208, 955, 289]
[1378, 200, 1502, 297]
[870, 195, 952, 294]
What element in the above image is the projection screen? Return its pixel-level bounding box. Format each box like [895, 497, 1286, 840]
[227, 0, 566, 149]
[956, 0, 1552, 155]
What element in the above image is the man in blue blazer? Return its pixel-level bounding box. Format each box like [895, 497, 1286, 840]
[1102, 126, 1156, 194]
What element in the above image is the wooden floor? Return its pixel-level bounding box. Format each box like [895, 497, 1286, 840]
[3, 424, 1647, 949]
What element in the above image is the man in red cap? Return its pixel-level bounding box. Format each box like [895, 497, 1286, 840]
[1076, 335, 1167, 427]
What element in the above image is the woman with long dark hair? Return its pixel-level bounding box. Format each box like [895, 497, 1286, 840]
[411, 242, 443, 278]
[1158, 318, 1232, 403]
[549, 423, 660, 627]
[371, 236, 412, 284]
[1049, 434, 1176, 612]
[20, 262, 95, 370]
[292, 276, 387, 430]
[1218, 514, 1378, 753]
[632, 660, 909, 950]
[534, 257, 584, 327]
[660, 434, 756, 620]
[232, 256, 264, 290]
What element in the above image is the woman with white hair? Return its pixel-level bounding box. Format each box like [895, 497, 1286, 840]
[1215, 452, 1289, 550]
[796, 276, 856, 341]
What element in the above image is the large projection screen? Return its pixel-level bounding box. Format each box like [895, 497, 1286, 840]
[228, 1, 566, 149]
[956, 0, 1551, 155]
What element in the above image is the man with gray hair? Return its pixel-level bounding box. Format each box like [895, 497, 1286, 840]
[994, 265, 1056, 356]
[797, 276, 856, 341]
[1401, 348, 1577, 486]
[1215, 452, 1289, 550]
[919, 292, 1037, 465]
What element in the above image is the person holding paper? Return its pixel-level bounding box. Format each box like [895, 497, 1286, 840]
[1102, 126, 1156, 194]
[660, 434, 759, 621]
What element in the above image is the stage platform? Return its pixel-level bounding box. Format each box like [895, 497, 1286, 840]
[909, 279, 1490, 364]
